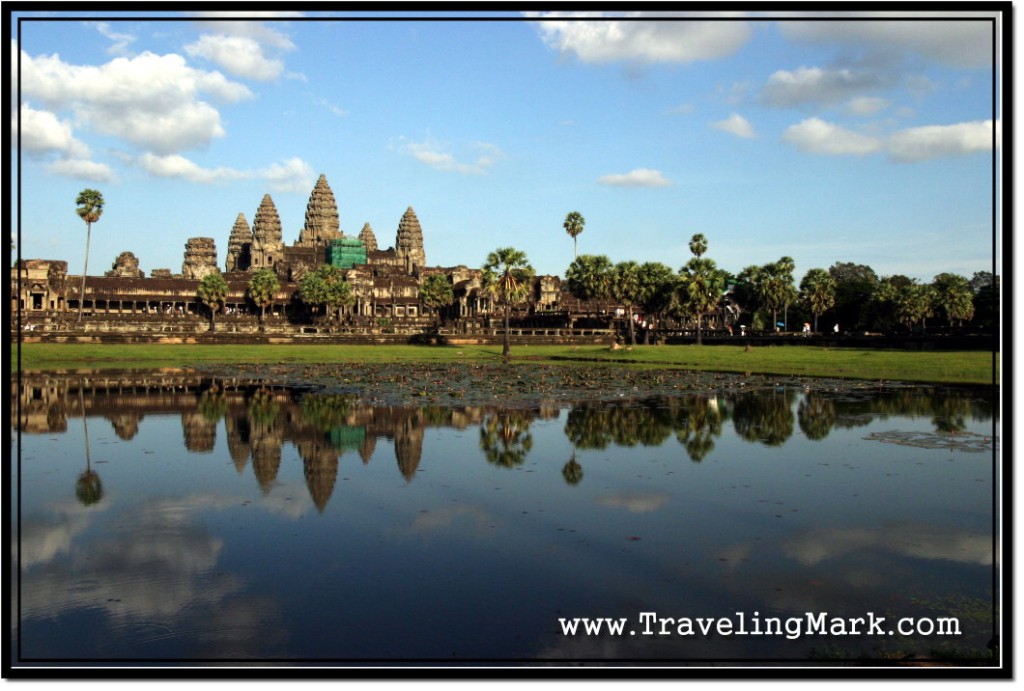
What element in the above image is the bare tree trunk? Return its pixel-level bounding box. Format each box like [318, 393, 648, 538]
[502, 302, 511, 360]
[77, 222, 91, 323]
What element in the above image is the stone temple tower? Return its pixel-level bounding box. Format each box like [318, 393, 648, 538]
[297, 174, 342, 247]
[394, 207, 426, 275]
[225, 213, 252, 272]
[250, 194, 283, 272]
[181, 237, 218, 280]
[358, 222, 378, 253]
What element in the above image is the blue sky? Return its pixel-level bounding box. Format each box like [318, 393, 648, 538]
[11, 9, 1002, 283]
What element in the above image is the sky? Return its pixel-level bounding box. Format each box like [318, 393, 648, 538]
[9, 8, 1003, 284]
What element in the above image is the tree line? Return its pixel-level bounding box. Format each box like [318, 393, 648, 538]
[72, 191, 996, 342]
[558, 210, 996, 341]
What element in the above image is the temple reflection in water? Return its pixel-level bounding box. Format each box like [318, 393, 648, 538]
[13, 371, 996, 513]
[13, 371, 562, 512]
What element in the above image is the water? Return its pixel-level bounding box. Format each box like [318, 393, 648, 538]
[10, 372, 999, 666]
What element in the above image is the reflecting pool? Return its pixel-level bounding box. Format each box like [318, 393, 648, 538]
[11, 371, 999, 666]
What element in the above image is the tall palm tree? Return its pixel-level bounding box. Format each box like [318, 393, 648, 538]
[563, 211, 586, 259]
[565, 254, 613, 322]
[197, 272, 229, 333]
[679, 234, 725, 345]
[688, 233, 708, 259]
[680, 256, 726, 345]
[610, 261, 642, 346]
[757, 257, 797, 332]
[636, 262, 677, 344]
[75, 189, 104, 322]
[799, 268, 836, 332]
[482, 247, 535, 360]
[931, 272, 975, 326]
[419, 273, 456, 326]
[247, 268, 280, 325]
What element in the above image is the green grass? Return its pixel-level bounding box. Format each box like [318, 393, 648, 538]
[11, 342, 998, 385]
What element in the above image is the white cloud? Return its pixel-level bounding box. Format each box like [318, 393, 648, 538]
[712, 112, 755, 138]
[782, 117, 883, 156]
[19, 49, 252, 154]
[15, 102, 115, 182]
[185, 34, 284, 81]
[259, 156, 315, 193]
[138, 153, 248, 184]
[778, 15, 995, 69]
[93, 22, 136, 56]
[782, 117, 998, 162]
[187, 14, 301, 81]
[528, 12, 751, 64]
[191, 12, 302, 50]
[845, 96, 889, 116]
[315, 97, 349, 117]
[597, 168, 672, 187]
[761, 66, 889, 109]
[398, 137, 501, 175]
[47, 158, 117, 183]
[887, 120, 997, 162]
[16, 102, 89, 158]
[136, 153, 313, 192]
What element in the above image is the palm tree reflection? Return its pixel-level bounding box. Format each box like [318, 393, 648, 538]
[479, 410, 534, 468]
[75, 387, 103, 506]
[561, 450, 584, 486]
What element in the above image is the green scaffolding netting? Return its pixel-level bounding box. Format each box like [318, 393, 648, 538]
[329, 238, 367, 269]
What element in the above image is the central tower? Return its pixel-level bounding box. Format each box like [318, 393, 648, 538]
[297, 174, 342, 247]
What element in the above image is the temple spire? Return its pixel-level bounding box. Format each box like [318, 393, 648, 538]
[298, 174, 342, 246]
[225, 213, 251, 272]
[395, 206, 425, 274]
[358, 222, 379, 253]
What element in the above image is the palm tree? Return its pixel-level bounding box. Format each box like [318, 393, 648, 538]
[419, 273, 456, 326]
[636, 262, 676, 344]
[799, 268, 836, 332]
[317, 265, 354, 323]
[565, 254, 613, 323]
[610, 261, 642, 346]
[75, 189, 104, 322]
[482, 247, 535, 360]
[247, 268, 280, 325]
[757, 257, 798, 332]
[895, 282, 936, 332]
[197, 272, 229, 333]
[679, 233, 725, 345]
[776, 256, 798, 330]
[931, 272, 975, 326]
[688, 233, 708, 259]
[298, 266, 330, 318]
[563, 211, 586, 259]
[679, 257, 726, 345]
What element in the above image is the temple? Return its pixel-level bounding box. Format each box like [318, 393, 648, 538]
[12, 173, 579, 337]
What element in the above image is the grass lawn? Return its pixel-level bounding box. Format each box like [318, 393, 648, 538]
[11, 342, 999, 385]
